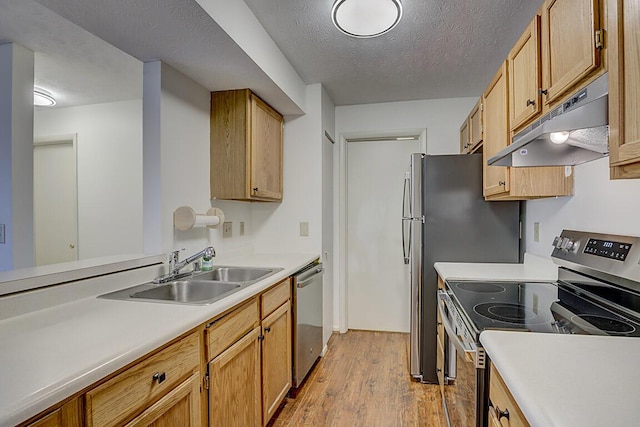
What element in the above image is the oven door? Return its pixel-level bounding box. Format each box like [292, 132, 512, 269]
[437, 290, 488, 427]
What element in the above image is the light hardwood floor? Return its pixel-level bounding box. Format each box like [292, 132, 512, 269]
[270, 330, 447, 427]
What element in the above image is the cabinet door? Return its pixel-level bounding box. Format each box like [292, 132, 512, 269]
[541, 0, 601, 105]
[460, 119, 470, 153]
[250, 94, 283, 200]
[124, 373, 201, 427]
[608, 0, 640, 179]
[261, 302, 292, 426]
[468, 98, 483, 151]
[509, 15, 541, 130]
[27, 399, 81, 427]
[483, 62, 511, 198]
[208, 327, 261, 427]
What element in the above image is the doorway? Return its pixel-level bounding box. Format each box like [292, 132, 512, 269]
[33, 134, 78, 266]
[346, 137, 421, 332]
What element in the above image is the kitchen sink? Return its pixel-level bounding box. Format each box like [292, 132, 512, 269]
[195, 266, 278, 283]
[98, 265, 283, 305]
[130, 280, 242, 304]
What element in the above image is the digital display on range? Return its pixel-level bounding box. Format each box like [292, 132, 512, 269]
[583, 238, 632, 261]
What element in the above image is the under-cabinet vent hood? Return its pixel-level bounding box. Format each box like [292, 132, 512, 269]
[488, 73, 609, 167]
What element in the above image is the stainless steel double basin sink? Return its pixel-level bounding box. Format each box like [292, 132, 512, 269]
[99, 266, 283, 305]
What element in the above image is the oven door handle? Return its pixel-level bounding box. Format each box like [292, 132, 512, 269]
[437, 291, 477, 358]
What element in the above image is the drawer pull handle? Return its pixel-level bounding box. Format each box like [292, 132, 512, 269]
[526, 99, 535, 106]
[495, 406, 510, 420]
[152, 372, 166, 384]
[264, 326, 271, 333]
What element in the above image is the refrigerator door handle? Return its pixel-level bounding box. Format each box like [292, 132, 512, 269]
[402, 175, 412, 264]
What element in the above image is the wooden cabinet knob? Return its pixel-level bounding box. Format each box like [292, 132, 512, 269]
[499, 181, 506, 186]
[526, 99, 535, 106]
[253, 187, 259, 193]
[152, 372, 166, 384]
[264, 326, 271, 333]
[495, 406, 509, 421]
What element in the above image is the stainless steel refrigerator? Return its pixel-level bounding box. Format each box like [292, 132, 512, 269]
[402, 153, 521, 383]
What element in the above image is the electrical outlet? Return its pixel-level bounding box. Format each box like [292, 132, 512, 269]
[240, 221, 245, 236]
[223, 222, 232, 238]
[0, 224, 4, 244]
[534, 222, 540, 242]
[299, 221, 309, 237]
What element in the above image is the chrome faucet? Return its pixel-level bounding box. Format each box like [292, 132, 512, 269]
[154, 246, 216, 284]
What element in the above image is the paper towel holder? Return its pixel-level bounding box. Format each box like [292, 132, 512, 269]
[173, 206, 225, 231]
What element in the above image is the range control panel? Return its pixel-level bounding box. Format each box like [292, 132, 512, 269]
[551, 230, 640, 286]
[583, 238, 632, 261]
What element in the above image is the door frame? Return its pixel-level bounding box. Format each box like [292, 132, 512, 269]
[337, 128, 426, 333]
[33, 133, 79, 262]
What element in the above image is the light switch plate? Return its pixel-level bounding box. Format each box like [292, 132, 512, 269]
[299, 222, 309, 237]
[0, 224, 4, 244]
[533, 222, 540, 243]
[240, 221, 245, 236]
[223, 222, 232, 238]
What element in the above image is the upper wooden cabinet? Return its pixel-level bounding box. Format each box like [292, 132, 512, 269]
[483, 62, 512, 198]
[459, 98, 483, 154]
[483, 62, 574, 200]
[210, 89, 284, 202]
[460, 120, 470, 154]
[468, 99, 483, 151]
[541, 0, 602, 106]
[508, 15, 542, 130]
[608, 0, 640, 179]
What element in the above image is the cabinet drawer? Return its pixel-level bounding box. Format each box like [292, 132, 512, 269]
[85, 332, 199, 427]
[206, 298, 259, 360]
[489, 364, 529, 427]
[261, 278, 291, 318]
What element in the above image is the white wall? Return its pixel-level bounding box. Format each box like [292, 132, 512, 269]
[334, 96, 477, 332]
[143, 62, 254, 262]
[34, 100, 143, 259]
[0, 43, 34, 271]
[252, 84, 324, 254]
[526, 157, 640, 257]
[335, 97, 477, 154]
[321, 86, 335, 345]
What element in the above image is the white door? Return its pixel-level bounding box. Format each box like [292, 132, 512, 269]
[347, 139, 420, 332]
[33, 136, 78, 266]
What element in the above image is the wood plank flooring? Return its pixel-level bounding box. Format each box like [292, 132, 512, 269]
[270, 330, 447, 427]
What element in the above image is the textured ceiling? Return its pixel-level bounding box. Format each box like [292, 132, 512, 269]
[0, 0, 142, 109]
[245, 0, 545, 105]
[1, 0, 545, 111]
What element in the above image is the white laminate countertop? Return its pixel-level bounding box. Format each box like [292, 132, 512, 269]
[481, 331, 640, 427]
[0, 252, 318, 427]
[434, 254, 558, 283]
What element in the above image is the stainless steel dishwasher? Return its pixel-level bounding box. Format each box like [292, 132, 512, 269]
[291, 261, 324, 390]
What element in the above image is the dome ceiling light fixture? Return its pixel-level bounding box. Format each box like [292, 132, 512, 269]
[33, 87, 56, 107]
[331, 0, 403, 39]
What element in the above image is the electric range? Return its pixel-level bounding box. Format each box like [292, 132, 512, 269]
[437, 230, 640, 427]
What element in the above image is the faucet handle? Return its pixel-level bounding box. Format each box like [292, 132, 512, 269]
[169, 248, 185, 263]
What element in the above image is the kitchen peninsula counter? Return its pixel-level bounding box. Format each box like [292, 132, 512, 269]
[481, 330, 640, 427]
[0, 252, 318, 427]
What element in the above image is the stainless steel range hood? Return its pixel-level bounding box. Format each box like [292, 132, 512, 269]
[488, 73, 609, 167]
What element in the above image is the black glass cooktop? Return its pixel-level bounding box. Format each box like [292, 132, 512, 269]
[446, 280, 640, 338]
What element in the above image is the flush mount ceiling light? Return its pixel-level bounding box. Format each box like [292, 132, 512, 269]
[33, 88, 56, 107]
[331, 0, 403, 38]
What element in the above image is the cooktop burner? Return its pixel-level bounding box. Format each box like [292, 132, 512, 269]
[571, 314, 637, 335]
[474, 302, 550, 325]
[456, 282, 506, 293]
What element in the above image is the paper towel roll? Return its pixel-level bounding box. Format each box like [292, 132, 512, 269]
[174, 206, 225, 231]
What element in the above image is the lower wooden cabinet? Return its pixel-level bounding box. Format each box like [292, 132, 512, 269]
[208, 327, 262, 427]
[125, 372, 201, 427]
[261, 302, 292, 426]
[85, 332, 200, 427]
[489, 363, 529, 427]
[26, 399, 81, 427]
